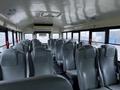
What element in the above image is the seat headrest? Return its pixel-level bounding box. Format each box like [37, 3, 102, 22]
[0, 75, 73, 90]
[101, 45, 116, 57]
[78, 45, 96, 59]
[1, 49, 18, 66]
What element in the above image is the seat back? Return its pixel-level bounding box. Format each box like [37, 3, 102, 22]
[98, 45, 118, 86]
[13, 42, 29, 53]
[63, 41, 76, 71]
[51, 39, 57, 54]
[0, 48, 26, 81]
[32, 39, 41, 49]
[76, 45, 99, 90]
[31, 47, 55, 76]
[0, 75, 73, 90]
[56, 39, 64, 62]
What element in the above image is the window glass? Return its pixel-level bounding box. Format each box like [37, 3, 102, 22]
[20, 33, 22, 40]
[17, 32, 20, 42]
[37, 33, 49, 43]
[63, 33, 66, 39]
[25, 34, 33, 40]
[14, 32, 17, 45]
[80, 31, 89, 44]
[109, 29, 120, 44]
[8, 31, 13, 46]
[0, 32, 6, 52]
[52, 33, 59, 39]
[73, 32, 79, 43]
[109, 29, 120, 61]
[67, 32, 72, 40]
[92, 32, 105, 47]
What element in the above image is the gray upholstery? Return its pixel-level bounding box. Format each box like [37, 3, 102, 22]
[32, 39, 41, 49]
[13, 42, 29, 53]
[31, 47, 55, 76]
[48, 39, 51, 50]
[50, 39, 57, 54]
[98, 45, 119, 89]
[0, 48, 26, 81]
[63, 41, 76, 71]
[76, 45, 108, 90]
[56, 39, 64, 64]
[108, 84, 120, 90]
[0, 75, 73, 90]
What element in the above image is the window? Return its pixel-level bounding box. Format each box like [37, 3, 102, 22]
[25, 34, 33, 40]
[52, 33, 59, 39]
[73, 32, 79, 43]
[109, 29, 120, 60]
[67, 32, 72, 40]
[14, 32, 17, 45]
[8, 31, 13, 46]
[17, 32, 20, 42]
[63, 33, 67, 39]
[0, 32, 6, 52]
[20, 33, 22, 40]
[92, 32, 105, 48]
[37, 33, 49, 43]
[80, 31, 89, 44]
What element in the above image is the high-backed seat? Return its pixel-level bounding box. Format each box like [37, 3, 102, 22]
[55, 39, 64, 65]
[76, 45, 109, 90]
[48, 39, 51, 50]
[63, 41, 76, 73]
[32, 39, 41, 49]
[0, 75, 73, 90]
[98, 45, 120, 90]
[62, 41, 78, 89]
[31, 47, 55, 76]
[13, 42, 29, 53]
[51, 39, 57, 55]
[0, 48, 27, 81]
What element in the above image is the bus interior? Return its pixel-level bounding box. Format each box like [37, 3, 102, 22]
[0, 0, 120, 90]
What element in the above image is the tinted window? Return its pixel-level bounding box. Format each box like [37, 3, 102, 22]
[37, 33, 49, 43]
[67, 32, 72, 40]
[25, 34, 33, 40]
[109, 29, 120, 44]
[52, 33, 59, 39]
[63, 33, 66, 39]
[92, 32, 105, 47]
[80, 31, 89, 44]
[14, 32, 17, 45]
[0, 32, 6, 52]
[8, 31, 13, 46]
[109, 29, 120, 61]
[73, 32, 79, 43]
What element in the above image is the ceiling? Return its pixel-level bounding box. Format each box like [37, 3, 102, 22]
[0, 0, 120, 29]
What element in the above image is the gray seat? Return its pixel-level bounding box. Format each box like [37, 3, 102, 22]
[98, 45, 120, 90]
[51, 39, 57, 55]
[76, 45, 109, 90]
[31, 47, 55, 76]
[32, 39, 41, 49]
[55, 39, 64, 65]
[0, 75, 73, 90]
[48, 39, 51, 50]
[0, 48, 27, 81]
[63, 41, 76, 72]
[13, 42, 29, 53]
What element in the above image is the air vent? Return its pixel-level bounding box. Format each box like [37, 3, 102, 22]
[32, 11, 62, 17]
[6, 9, 16, 16]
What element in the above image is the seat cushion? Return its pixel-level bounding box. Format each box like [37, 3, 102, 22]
[108, 84, 120, 90]
[91, 87, 109, 90]
[66, 70, 77, 77]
